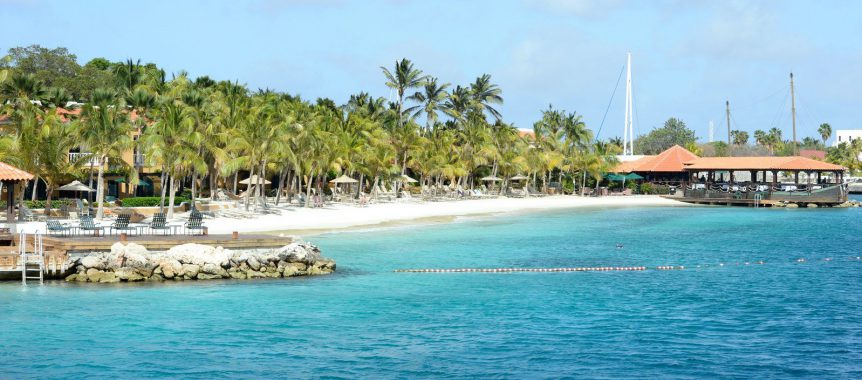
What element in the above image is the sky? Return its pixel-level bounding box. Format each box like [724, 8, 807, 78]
[2, 0, 861, 144]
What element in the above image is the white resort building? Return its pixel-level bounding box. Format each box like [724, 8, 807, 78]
[833, 130, 862, 146]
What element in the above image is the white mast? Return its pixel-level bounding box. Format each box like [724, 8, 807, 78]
[623, 52, 634, 156]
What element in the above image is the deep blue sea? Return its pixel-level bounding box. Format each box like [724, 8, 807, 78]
[1, 199, 861, 379]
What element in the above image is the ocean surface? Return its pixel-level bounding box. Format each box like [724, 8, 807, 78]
[1, 200, 861, 379]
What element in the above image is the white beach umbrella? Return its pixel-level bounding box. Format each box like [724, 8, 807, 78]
[509, 174, 529, 181]
[329, 174, 358, 184]
[481, 176, 502, 182]
[238, 175, 272, 185]
[58, 180, 95, 192]
[400, 174, 418, 183]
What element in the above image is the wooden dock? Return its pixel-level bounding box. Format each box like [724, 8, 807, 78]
[36, 233, 293, 253]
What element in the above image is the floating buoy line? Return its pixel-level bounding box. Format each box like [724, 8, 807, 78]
[395, 257, 862, 274]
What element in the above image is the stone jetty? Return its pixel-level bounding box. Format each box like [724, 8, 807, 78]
[65, 241, 336, 283]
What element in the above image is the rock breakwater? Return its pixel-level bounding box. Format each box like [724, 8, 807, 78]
[66, 241, 336, 283]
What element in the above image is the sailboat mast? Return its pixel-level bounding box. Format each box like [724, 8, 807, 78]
[726, 100, 731, 146]
[790, 72, 797, 155]
[624, 52, 633, 155]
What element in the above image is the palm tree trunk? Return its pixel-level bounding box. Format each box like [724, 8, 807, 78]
[259, 161, 266, 204]
[44, 185, 54, 216]
[232, 172, 238, 195]
[31, 175, 40, 202]
[167, 176, 177, 219]
[372, 175, 379, 200]
[208, 161, 217, 201]
[159, 168, 167, 212]
[276, 167, 287, 205]
[95, 156, 107, 219]
[305, 168, 315, 208]
[190, 171, 196, 210]
[245, 165, 255, 211]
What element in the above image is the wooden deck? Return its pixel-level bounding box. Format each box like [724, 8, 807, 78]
[36, 233, 293, 253]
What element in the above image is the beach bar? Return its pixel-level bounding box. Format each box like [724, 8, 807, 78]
[679, 156, 848, 207]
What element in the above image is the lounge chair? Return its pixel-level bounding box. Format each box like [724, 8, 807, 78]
[46, 219, 73, 237]
[78, 215, 104, 236]
[110, 214, 137, 235]
[148, 212, 172, 235]
[184, 210, 206, 235]
[20, 204, 38, 222]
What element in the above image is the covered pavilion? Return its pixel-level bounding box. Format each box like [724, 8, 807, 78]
[0, 162, 35, 224]
[680, 156, 847, 206]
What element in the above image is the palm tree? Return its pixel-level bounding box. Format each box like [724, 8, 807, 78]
[406, 77, 450, 132]
[114, 58, 143, 93]
[77, 88, 135, 219]
[730, 130, 749, 145]
[380, 58, 427, 130]
[35, 112, 80, 215]
[444, 85, 472, 124]
[818, 123, 832, 145]
[469, 74, 504, 121]
[1, 73, 46, 107]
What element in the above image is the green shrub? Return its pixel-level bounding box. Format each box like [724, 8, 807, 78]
[640, 183, 653, 194]
[119, 197, 188, 207]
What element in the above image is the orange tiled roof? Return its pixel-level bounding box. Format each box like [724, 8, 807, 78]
[614, 145, 698, 173]
[615, 155, 654, 172]
[683, 156, 845, 171]
[799, 149, 826, 160]
[0, 162, 34, 181]
[0, 107, 144, 124]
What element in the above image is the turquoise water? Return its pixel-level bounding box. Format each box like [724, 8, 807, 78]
[1, 202, 861, 378]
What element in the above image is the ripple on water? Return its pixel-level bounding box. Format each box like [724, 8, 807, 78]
[1, 206, 861, 378]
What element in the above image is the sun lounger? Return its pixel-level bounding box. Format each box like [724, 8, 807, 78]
[184, 210, 206, 235]
[46, 219, 74, 237]
[148, 212, 173, 235]
[110, 214, 137, 235]
[78, 215, 104, 236]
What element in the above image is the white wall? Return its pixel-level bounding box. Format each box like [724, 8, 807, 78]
[833, 130, 862, 147]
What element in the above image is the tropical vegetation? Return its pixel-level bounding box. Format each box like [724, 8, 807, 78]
[0, 45, 621, 217]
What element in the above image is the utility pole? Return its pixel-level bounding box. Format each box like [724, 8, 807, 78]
[725, 100, 731, 146]
[790, 72, 798, 155]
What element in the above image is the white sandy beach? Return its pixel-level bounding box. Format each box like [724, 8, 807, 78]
[14, 195, 687, 236]
[203, 195, 686, 235]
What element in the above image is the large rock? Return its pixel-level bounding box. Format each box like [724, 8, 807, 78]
[246, 255, 261, 271]
[273, 243, 322, 264]
[157, 258, 182, 279]
[80, 256, 105, 270]
[115, 267, 145, 282]
[65, 242, 335, 283]
[181, 264, 200, 278]
[166, 244, 230, 267]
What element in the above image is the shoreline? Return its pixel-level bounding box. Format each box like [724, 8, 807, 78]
[206, 195, 688, 237]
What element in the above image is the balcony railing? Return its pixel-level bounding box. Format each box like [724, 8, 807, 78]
[68, 152, 100, 167]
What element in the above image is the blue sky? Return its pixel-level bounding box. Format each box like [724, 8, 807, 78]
[3, 0, 861, 143]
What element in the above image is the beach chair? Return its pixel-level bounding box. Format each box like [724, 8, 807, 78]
[19, 204, 38, 222]
[110, 214, 136, 235]
[46, 219, 74, 237]
[184, 210, 206, 235]
[78, 215, 104, 236]
[148, 212, 172, 235]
